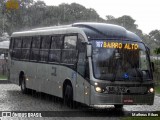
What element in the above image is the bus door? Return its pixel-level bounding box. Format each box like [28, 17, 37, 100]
[76, 52, 90, 105]
[76, 52, 85, 103]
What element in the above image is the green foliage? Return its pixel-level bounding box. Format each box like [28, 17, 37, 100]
[155, 85, 160, 94]
[0, 74, 7, 80]
[154, 47, 160, 55]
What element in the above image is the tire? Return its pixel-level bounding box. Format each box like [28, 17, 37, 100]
[114, 105, 123, 109]
[63, 84, 75, 108]
[20, 75, 27, 94]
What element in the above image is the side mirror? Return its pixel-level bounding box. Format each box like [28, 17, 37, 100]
[151, 62, 155, 72]
[87, 45, 92, 57]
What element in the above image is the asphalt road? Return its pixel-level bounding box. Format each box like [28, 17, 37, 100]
[0, 83, 159, 120]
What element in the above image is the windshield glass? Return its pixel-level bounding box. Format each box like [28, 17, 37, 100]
[92, 40, 151, 81]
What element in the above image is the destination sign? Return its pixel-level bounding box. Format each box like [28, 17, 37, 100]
[95, 41, 139, 50]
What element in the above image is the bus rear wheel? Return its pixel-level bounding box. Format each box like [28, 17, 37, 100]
[20, 75, 27, 94]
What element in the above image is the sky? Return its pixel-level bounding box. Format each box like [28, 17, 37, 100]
[40, 0, 160, 34]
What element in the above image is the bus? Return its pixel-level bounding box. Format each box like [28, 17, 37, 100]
[8, 22, 155, 108]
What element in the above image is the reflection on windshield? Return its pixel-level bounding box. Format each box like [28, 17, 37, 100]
[92, 40, 151, 81]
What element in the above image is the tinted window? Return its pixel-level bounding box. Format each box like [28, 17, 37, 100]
[77, 34, 86, 52]
[40, 50, 49, 62]
[62, 50, 78, 64]
[41, 36, 51, 49]
[21, 49, 30, 60]
[64, 36, 77, 49]
[14, 37, 22, 48]
[32, 36, 41, 48]
[51, 36, 63, 49]
[62, 35, 78, 64]
[22, 37, 32, 48]
[12, 49, 21, 59]
[30, 50, 39, 61]
[49, 50, 61, 62]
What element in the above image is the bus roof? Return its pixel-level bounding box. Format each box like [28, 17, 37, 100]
[72, 22, 141, 42]
[11, 22, 141, 42]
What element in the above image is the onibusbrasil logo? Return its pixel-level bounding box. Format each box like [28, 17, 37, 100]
[5, 0, 19, 10]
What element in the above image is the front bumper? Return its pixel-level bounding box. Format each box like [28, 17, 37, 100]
[90, 86, 154, 105]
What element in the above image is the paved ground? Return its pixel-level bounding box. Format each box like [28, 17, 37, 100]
[0, 83, 160, 120]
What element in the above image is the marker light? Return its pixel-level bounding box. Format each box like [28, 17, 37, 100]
[95, 82, 98, 86]
[149, 88, 154, 93]
[95, 87, 102, 93]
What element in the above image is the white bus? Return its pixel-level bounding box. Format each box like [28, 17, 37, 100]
[8, 22, 155, 108]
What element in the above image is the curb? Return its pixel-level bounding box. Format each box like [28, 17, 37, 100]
[0, 80, 11, 84]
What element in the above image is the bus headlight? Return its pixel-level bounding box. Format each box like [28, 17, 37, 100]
[149, 88, 154, 93]
[95, 87, 102, 93]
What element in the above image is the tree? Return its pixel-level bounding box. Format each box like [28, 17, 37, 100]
[149, 30, 160, 43]
[106, 15, 115, 20]
[154, 47, 160, 55]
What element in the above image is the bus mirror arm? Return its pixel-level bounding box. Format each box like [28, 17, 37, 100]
[81, 41, 91, 45]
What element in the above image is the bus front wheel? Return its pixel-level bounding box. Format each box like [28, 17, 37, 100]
[63, 84, 74, 108]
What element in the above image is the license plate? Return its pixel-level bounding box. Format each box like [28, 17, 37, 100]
[123, 99, 133, 103]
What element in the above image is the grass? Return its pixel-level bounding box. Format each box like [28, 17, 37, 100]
[155, 85, 160, 94]
[0, 74, 7, 80]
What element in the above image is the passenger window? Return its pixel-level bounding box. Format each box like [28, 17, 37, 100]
[32, 36, 41, 48]
[62, 50, 78, 64]
[51, 36, 63, 49]
[39, 36, 51, 62]
[62, 35, 78, 64]
[64, 36, 77, 49]
[21, 49, 30, 60]
[22, 37, 32, 48]
[49, 50, 61, 62]
[12, 37, 22, 59]
[30, 50, 39, 61]
[14, 37, 22, 48]
[40, 50, 49, 62]
[41, 36, 51, 49]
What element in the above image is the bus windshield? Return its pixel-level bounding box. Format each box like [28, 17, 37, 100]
[92, 40, 152, 81]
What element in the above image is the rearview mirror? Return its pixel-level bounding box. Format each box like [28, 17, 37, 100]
[87, 45, 92, 57]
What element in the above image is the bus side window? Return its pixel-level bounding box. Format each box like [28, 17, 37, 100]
[40, 36, 51, 62]
[12, 37, 22, 59]
[30, 36, 41, 61]
[49, 36, 62, 63]
[21, 37, 32, 60]
[62, 35, 78, 64]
